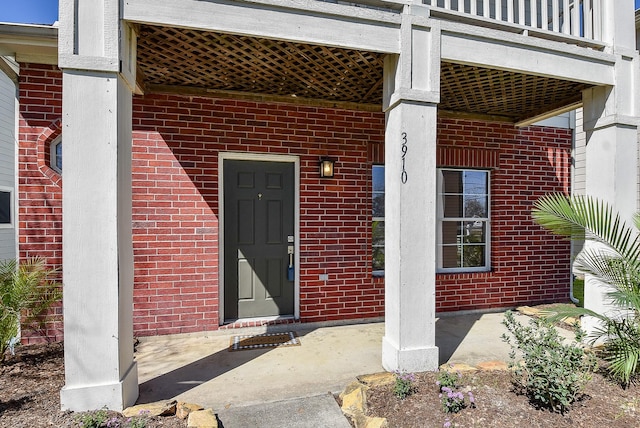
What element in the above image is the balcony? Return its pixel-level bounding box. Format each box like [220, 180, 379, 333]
[423, 0, 604, 48]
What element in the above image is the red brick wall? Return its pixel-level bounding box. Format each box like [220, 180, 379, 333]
[131, 95, 385, 336]
[17, 63, 63, 342]
[18, 64, 571, 341]
[435, 119, 572, 311]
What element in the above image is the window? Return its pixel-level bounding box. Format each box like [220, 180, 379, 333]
[0, 189, 12, 227]
[437, 169, 490, 272]
[372, 165, 384, 274]
[50, 137, 62, 173]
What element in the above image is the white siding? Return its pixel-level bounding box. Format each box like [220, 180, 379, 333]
[573, 108, 586, 197]
[0, 68, 16, 261]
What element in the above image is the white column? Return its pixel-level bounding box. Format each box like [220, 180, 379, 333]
[581, 1, 639, 336]
[382, 9, 440, 373]
[58, 0, 138, 411]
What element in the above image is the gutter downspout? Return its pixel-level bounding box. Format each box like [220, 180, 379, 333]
[569, 109, 579, 305]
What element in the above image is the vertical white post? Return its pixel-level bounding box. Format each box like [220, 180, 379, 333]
[496, 0, 503, 21]
[58, 0, 138, 411]
[541, 0, 549, 30]
[483, 0, 490, 17]
[518, 0, 525, 25]
[507, 0, 514, 23]
[552, 0, 560, 32]
[382, 10, 440, 373]
[581, 0, 639, 337]
[561, 0, 570, 34]
[530, 0, 538, 28]
[582, 0, 602, 40]
[571, 1, 579, 37]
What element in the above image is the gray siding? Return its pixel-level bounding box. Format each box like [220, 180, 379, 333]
[0, 68, 16, 261]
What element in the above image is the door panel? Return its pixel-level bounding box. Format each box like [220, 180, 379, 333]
[224, 159, 295, 320]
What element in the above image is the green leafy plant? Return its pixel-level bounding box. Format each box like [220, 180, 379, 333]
[436, 368, 474, 414]
[75, 409, 109, 428]
[127, 416, 148, 428]
[0, 258, 62, 362]
[501, 310, 595, 413]
[532, 194, 640, 386]
[436, 366, 461, 391]
[393, 371, 416, 399]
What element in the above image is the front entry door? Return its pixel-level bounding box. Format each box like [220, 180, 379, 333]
[224, 159, 295, 320]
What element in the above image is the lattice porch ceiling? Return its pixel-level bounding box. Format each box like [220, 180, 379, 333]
[136, 24, 591, 122]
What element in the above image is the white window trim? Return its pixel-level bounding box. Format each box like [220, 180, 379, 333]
[50, 136, 62, 173]
[0, 186, 14, 229]
[436, 168, 491, 273]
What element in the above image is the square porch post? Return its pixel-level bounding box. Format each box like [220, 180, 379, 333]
[580, 1, 639, 335]
[381, 10, 441, 373]
[58, 1, 138, 411]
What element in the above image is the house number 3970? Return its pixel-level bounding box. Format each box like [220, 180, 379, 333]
[401, 132, 408, 184]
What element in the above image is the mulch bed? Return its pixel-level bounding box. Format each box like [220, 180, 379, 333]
[3, 341, 640, 428]
[0, 342, 186, 428]
[366, 369, 640, 428]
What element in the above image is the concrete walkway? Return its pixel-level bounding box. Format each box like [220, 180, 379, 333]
[134, 310, 569, 427]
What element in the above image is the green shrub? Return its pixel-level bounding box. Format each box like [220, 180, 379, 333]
[436, 368, 475, 415]
[436, 367, 461, 391]
[75, 409, 108, 428]
[501, 310, 596, 413]
[0, 258, 62, 362]
[393, 371, 416, 399]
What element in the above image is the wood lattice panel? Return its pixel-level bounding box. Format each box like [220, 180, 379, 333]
[136, 24, 591, 121]
[440, 63, 590, 121]
[137, 24, 386, 105]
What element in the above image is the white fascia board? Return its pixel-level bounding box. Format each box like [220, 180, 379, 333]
[440, 21, 616, 86]
[0, 23, 58, 65]
[123, 0, 402, 53]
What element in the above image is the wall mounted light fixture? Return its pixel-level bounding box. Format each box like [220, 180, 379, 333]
[319, 158, 335, 178]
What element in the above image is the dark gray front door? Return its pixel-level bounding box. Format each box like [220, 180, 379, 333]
[224, 159, 295, 320]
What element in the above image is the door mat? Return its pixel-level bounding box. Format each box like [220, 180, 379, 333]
[229, 331, 301, 351]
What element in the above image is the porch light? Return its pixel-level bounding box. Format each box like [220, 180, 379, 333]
[319, 158, 335, 178]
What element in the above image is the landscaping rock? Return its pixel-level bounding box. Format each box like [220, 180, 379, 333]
[341, 385, 366, 419]
[516, 306, 540, 316]
[562, 316, 579, 327]
[177, 402, 205, 420]
[363, 416, 388, 428]
[476, 361, 508, 371]
[440, 363, 477, 373]
[123, 399, 177, 417]
[340, 379, 364, 400]
[357, 372, 395, 387]
[341, 377, 390, 428]
[187, 408, 218, 428]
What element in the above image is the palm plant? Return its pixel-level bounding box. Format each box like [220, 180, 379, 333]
[531, 194, 640, 387]
[0, 258, 62, 362]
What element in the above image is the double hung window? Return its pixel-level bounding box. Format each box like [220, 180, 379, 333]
[437, 169, 490, 272]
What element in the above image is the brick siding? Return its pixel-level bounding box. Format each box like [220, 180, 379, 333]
[17, 64, 570, 341]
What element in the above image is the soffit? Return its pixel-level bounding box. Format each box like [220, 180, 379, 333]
[136, 24, 591, 122]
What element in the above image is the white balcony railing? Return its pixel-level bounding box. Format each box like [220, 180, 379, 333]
[423, 0, 602, 42]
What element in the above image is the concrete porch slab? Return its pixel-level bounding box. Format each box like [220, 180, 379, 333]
[133, 311, 574, 425]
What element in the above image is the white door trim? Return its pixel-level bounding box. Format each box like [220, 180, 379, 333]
[218, 152, 300, 325]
